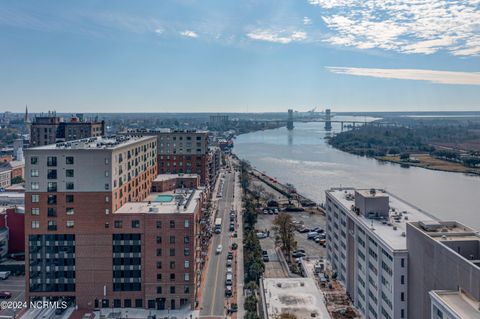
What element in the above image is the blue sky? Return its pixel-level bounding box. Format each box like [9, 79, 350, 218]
[1, 0, 479, 113]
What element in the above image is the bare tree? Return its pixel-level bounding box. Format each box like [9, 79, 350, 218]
[272, 213, 297, 259]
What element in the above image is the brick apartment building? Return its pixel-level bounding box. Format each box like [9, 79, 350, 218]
[24, 136, 205, 310]
[124, 129, 210, 186]
[30, 112, 105, 147]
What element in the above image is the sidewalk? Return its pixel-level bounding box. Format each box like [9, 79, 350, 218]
[233, 169, 245, 319]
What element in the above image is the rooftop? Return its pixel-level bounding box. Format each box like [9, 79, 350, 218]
[154, 174, 199, 182]
[263, 277, 329, 319]
[125, 128, 208, 134]
[430, 290, 480, 319]
[28, 135, 155, 151]
[327, 188, 435, 251]
[114, 189, 202, 215]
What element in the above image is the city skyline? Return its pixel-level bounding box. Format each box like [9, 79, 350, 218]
[1, 0, 480, 113]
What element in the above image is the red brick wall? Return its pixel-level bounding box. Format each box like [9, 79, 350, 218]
[0, 207, 24, 254]
[158, 155, 208, 185]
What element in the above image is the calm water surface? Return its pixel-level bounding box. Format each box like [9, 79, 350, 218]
[234, 117, 480, 230]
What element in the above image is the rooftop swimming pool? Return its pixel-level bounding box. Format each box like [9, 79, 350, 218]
[154, 194, 174, 202]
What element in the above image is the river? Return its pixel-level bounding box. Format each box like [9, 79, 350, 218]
[233, 116, 480, 230]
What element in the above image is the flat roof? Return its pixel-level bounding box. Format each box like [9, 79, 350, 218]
[327, 188, 435, 251]
[356, 189, 389, 198]
[114, 189, 201, 215]
[154, 174, 199, 182]
[27, 135, 155, 151]
[430, 290, 480, 319]
[263, 277, 329, 319]
[125, 128, 208, 134]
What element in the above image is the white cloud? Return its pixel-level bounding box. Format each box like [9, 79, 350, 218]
[303, 17, 312, 25]
[180, 30, 198, 38]
[154, 28, 164, 35]
[327, 66, 480, 85]
[247, 29, 307, 44]
[309, 0, 480, 56]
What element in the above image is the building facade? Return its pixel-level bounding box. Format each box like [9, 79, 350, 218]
[30, 113, 105, 147]
[407, 221, 480, 319]
[325, 188, 434, 319]
[124, 129, 210, 186]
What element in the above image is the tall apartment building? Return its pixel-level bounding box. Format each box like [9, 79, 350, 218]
[24, 136, 204, 310]
[325, 188, 437, 319]
[30, 113, 105, 146]
[407, 221, 480, 319]
[125, 129, 210, 186]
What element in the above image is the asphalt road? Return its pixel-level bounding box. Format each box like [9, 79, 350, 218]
[0, 275, 25, 318]
[200, 169, 235, 318]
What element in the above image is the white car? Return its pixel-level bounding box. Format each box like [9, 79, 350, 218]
[226, 267, 233, 274]
[216, 244, 223, 254]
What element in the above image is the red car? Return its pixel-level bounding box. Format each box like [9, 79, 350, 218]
[0, 291, 12, 299]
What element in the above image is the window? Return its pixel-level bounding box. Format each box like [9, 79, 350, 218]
[48, 207, 57, 217]
[48, 220, 57, 231]
[170, 220, 175, 228]
[184, 248, 190, 256]
[156, 236, 162, 244]
[184, 236, 189, 243]
[170, 261, 176, 269]
[184, 286, 190, 294]
[156, 248, 162, 256]
[184, 261, 189, 268]
[31, 220, 39, 229]
[31, 194, 39, 203]
[105, 196, 110, 203]
[47, 182, 57, 192]
[184, 220, 189, 228]
[156, 287, 162, 293]
[31, 157, 38, 165]
[105, 209, 110, 214]
[135, 299, 142, 308]
[401, 275, 405, 285]
[170, 286, 175, 294]
[47, 169, 57, 179]
[401, 258, 405, 268]
[66, 195, 74, 203]
[184, 273, 189, 281]
[436, 308, 443, 319]
[401, 292, 405, 302]
[156, 261, 162, 269]
[170, 273, 175, 281]
[31, 182, 39, 190]
[114, 220, 122, 228]
[132, 220, 140, 228]
[47, 156, 57, 167]
[157, 274, 162, 281]
[66, 220, 74, 228]
[170, 248, 175, 256]
[170, 236, 175, 244]
[66, 182, 74, 190]
[66, 169, 74, 178]
[31, 208, 40, 215]
[66, 156, 74, 164]
[105, 184, 110, 190]
[47, 195, 57, 205]
[31, 169, 39, 177]
[124, 299, 131, 307]
[156, 221, 162, 229]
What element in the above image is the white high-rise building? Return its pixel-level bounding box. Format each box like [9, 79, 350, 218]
[325, 188, 435, 319]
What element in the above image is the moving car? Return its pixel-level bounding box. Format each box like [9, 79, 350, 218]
[0, 291, 12, 299]
[216, 244, 223, 254]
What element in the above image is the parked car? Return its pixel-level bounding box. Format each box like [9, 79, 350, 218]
[0, 271, 10, 280]
[298, 228, 310, 233]
[216, 245, 223, 254]
[231, 243, 238, 250]
[225, 286, 233, 297]
[229, 223, 235, 231]
[293, 249, 306, 254]
[292, 251, 306, 258]
[227, 251, 234, 260]
[225, 273, 233, 286]
[263, 210, 269, 214]
[273, 208, 279, 214]
[0, 291, 12, 299]
[307, 231, 319, 239]
[226, 267, 233, 274]
[256, 232, 267, 239]
[262, 255, 270, 262]
[262, 250, 268, 256]
[226, 259, 233, 267]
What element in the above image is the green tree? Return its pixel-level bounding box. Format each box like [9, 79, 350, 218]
[245, 295, 257, 312]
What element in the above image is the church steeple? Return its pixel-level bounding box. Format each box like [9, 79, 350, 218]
[24, 104, 29, 123]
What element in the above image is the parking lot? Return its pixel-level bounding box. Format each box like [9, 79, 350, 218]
[256, 210, 327, 260]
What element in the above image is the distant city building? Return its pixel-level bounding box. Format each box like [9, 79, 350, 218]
[208, 147, 221, 189]
[209, 114, 229, 129]
[325, 188, 480, 319]
[0, 166, 12, 188]
[24, 136, 205, 310]
[30, 111, 105, 146]
[0, 206, 25, 255]
[124, 129, 210, 186]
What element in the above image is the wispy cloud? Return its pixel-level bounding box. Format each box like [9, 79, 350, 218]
[303, 17, 312, 25]
[180, 30, 198, 38]
[327, 67, 480, 85]
[309, 0, 480, 56]
[247, 29, 307, 44]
